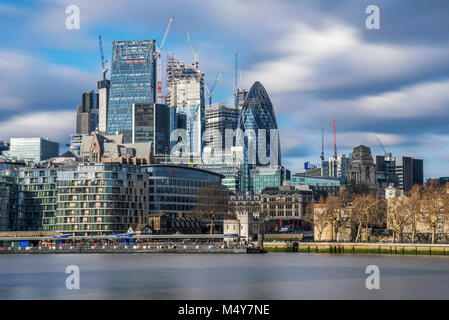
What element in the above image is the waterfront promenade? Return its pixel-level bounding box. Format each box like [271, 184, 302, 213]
[264, 241, 449, 256]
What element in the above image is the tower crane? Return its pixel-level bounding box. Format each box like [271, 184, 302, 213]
[155, 16, 174, 103]
[205, 72, 223, 106]
[98, 35, 108, 80]
[374, 134, 394, 186]
[184, 25, 198, 69]
[320, 128, 324, 161]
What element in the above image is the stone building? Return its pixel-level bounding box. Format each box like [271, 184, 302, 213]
[346, 145, 377, 188]
[260, 185, 314, 232]
[226, 192, 264, 242]
[80, 132, 153, 164]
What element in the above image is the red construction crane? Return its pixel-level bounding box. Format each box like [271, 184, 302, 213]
[320, 128, 324, 161]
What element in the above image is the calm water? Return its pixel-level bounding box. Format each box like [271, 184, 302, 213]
[1, 253, 449, 299]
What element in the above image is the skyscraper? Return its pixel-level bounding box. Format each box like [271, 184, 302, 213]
[132, 103, 170, 155]
[76, 91, 98, 135]
[107, 40, 156, 143]
[97, 79, 110, 133]
[166, 54, 205, 157]
[236, 81, 281, 167]
[204, 103, 239, 152]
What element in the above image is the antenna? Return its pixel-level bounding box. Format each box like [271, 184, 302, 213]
[234, 52, 238, 92]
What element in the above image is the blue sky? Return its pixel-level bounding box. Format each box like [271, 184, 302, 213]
[1, 0, 449, 178]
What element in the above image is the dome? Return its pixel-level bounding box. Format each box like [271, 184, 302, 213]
[237, 81, 281, 166]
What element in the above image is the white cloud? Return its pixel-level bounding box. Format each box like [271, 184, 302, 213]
[0, 50, 96, 111]
[0, 111, 75, 142]
[245, 21, 449, 94]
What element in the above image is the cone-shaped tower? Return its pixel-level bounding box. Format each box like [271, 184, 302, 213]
[236, 81, 281, 166]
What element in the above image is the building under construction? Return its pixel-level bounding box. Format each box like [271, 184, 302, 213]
[166, 53, 205, 156]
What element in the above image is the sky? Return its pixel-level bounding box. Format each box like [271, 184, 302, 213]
[1, 0, 449, 178]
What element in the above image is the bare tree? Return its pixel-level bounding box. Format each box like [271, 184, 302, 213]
[304, 202, 328, 242]
[387, 197, 410, 243]
[351, 194, 384, 242]
[324, 195, 344, 242]
[421, 181, 449, 244]
[189, 186, 230, 234]
[406, 184, 423, 243]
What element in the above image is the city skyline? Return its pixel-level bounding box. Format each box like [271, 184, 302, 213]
[1, 1, 449, 177]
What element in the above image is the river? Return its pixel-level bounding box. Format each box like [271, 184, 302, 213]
[1, 253, 449, 299]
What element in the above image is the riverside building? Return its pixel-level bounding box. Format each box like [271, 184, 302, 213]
[55, 163, 149, 235]
[142, 164, 224, 218]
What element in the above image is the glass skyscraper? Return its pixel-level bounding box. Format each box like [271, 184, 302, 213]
[236, 81, 281, 167]
[107, 40, 156, 143]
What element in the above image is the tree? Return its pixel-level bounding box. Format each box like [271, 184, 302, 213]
[305, 202, 328, 242]
[406, 184, 423, 243]
[351, 194, 384, 242]
[421, 181, 449, 244]
[189, 186, 230, 234]
[324, 195, 344, 242]
[387, 197, 410, 243]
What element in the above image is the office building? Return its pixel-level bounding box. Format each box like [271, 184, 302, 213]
[329, 154, 351, 179]
[374, 154, 423, 191]
[107, 40, 157, 142]
[143, 164, 224, 218]
[374, 154, 398, 188]
[236, 81, 281, 167]
[288, 173, 341, 196]
[98, 79, 110, 133]
[395, 156, 423, 191]
[166, 54, 205, 157]
[199, 163, 248, 193]
[132, 103, 170, 155]
[76, 91, 98, 135]
[250, 166, 290, 194]
[204, 103, 239, 152]
[7, 137, 59, 163]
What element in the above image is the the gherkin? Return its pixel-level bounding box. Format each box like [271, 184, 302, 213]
[236, 81, 281, 166]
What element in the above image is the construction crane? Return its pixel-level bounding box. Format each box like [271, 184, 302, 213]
[320, 128, 324, 161]
[374, 135, 387, 155]
[374, 134, 394, 186]
[205, 72, 223, 106]
[333, 119, 337, 160]
[184, 25, 198, 69]
[98, 35, 108, 80]
[155, 16, 174, 103]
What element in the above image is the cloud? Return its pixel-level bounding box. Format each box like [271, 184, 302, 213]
[245, 22, 449, 95]
[0, 50, 97, 114]
[0, 111, 75, 143]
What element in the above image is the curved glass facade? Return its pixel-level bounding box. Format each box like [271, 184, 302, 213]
[236, 81, 281, 166]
